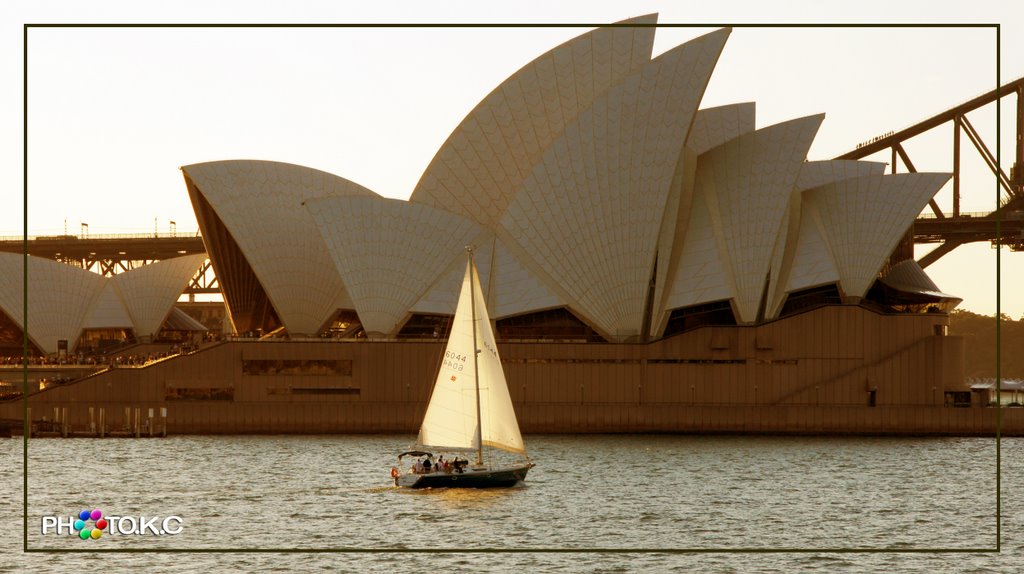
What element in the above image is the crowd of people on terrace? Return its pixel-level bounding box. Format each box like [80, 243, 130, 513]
[0, 341, 203, 369]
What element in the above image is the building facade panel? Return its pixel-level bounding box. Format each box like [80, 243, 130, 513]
[3, 306, 993, 435]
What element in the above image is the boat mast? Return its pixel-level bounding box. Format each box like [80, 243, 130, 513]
[467, 246, 484, 467]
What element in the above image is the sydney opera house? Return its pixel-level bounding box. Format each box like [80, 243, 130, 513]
[4, 17, 998, 435]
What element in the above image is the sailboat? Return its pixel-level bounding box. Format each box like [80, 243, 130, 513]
[392, 247, 534, 488]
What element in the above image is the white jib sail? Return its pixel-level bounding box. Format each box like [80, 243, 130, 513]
[416, 257, 526, 455]
[471, 262, 526, 455]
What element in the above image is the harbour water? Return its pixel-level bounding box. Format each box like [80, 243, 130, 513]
[2, 434, 1022, 572]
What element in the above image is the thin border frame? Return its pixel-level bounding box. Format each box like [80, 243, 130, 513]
[20, 20, 1003, 555]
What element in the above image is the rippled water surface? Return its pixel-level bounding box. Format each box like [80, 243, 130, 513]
[2, 434, 1022, 572]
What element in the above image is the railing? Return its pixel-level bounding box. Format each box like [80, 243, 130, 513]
[916, 211, 993, 220]
[0, 230, 202, 242]
[916, 210, 1024, 221]
[848, 76, 1024, 155]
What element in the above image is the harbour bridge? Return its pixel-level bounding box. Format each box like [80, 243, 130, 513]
[2, 77, 1022, 294]
[838, 76, 1024, 268]
[0, 231, 216, 297]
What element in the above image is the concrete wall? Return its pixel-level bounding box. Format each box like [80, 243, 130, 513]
[3, 305, 1014, 435]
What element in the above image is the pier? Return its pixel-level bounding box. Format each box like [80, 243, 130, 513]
[2, 406, 167, 438]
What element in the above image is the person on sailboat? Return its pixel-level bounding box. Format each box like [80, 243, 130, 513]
[452, 457, 467, 473]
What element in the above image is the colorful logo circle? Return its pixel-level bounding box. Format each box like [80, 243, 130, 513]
[73, 508, 104, 540]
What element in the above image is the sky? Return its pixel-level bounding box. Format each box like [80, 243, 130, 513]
[1, 0, 1022, 318]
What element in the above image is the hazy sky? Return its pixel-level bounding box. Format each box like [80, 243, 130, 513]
[1, 0, 1022, 318]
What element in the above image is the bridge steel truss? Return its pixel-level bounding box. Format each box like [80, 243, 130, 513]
[0, 234, 218, 296]
[835, 76, 1024, 268]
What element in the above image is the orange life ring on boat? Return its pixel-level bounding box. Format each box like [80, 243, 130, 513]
[390, 466, 400, 479]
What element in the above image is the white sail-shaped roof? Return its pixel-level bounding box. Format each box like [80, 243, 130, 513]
[416, 257, 525, 454]
[795, 160, 887, 192]
[686, 102, 757, 156]
[764, 160, 888, 318]
[411, 237, 496, 316]
[167, 21, 960, 344]
[660, 180, 732, 321]
[81, 281, 132, 329]
[0, 253, 106, 354]
[489, 239, 563, 318]
[410, 15, 658, 228]
[780, 201, 840, 294]
[804, 172, 951, 299]
[183, 160, 378, 335]
[307, 196, 482, 336]
[652, 103, 757, 336]
[694, 114, 823, 323]
[500, 28, 730, 340]
[409, 236, 563, 320]
[112, 254, 207, 339]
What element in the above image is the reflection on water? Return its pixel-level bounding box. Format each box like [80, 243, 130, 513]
[1, 434, 1022, 571]
[408, 482, 528, 510]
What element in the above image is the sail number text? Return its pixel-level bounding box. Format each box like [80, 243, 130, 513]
[444, 351, 467, 372]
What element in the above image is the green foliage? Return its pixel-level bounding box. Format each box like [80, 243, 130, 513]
[948, 309, 1024, 379]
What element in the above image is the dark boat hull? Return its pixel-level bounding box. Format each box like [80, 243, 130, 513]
[399, 463, 533, 489]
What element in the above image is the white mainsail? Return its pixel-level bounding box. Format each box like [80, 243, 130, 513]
[416, 256, 526, 456]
